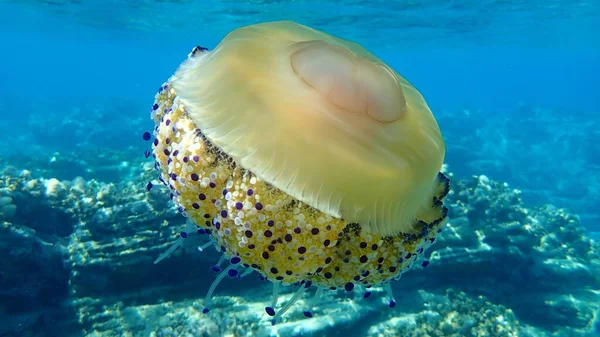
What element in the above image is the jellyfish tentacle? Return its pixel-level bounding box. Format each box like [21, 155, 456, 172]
[209, 254, 229, 273]
[313, 286, 324, 303]
[271, 281, 311, 325]
[154, 220, 199, 264]
[384, 283, 396, 308]
[203, 264, 235, 313]
[271, 282, 280, 308]
[238, 268, 254, 279]
[197, 240, 214, 252]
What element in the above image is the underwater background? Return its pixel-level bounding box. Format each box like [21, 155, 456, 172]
[1, 1, 599, 336]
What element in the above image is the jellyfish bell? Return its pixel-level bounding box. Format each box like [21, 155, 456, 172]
[172, 20, 445, 236]
[147, 20, 449, 324]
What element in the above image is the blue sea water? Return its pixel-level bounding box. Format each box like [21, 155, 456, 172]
[1, 1, 599, 336]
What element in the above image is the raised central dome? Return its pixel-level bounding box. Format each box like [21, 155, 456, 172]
[171, 20, 445, 235]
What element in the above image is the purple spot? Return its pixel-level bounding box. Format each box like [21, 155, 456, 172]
[235, 202, 243, 210]
[255, 202, 263, 210]
[303, 311, 313, 318]
[165, 119, 171, 126]
[221, 210, 228, 218]
[202, 308, 210, 314]
[421, 260, 430, 267]
[209, 182, 216, 188]
[227, 269, 239, 278]
[144, 150, 150, 158]
[247, 189, 254, 196]
[389, 300, 396, 308]
[210, 265, 221, 272]
[153, 139, 158, 146]
[142, 132, 151, 141]
[199, 193, 206, 200]
[230, 256, 241, 264]
[183, 156, 189, 163]
[363, 291, 372, 298]
[180, 232, 188, 239]
[146, 182, 153, 191]
[191, 173, 199, 181]
[152, 103, 159, 110]
[193, 155, 200, 162]
[192, 203, 200, 209]
[344, 282, 354, 291]
[265, 307, 275, 316]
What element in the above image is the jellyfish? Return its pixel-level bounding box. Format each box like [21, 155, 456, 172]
[145, 20, 450, 324]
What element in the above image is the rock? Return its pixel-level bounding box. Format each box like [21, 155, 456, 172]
[1, 204, 16, 218]
[44, 177, 68, 199]
[425, 176, 600, 335]
[0, 196, 17, 218]
[0, 221, 73, 336]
